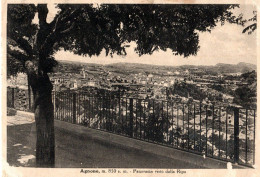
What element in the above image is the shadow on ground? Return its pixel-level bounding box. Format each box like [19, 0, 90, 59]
[7, 117, 203, 168]
[7, 123, 36, 167]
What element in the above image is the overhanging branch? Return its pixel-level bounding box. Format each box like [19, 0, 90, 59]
[60, 22, 75, 34]
[7, 46, 30, 64]
[39, 7, 81, 53]
[9, 32, 34, 56]
[37, 4, 48, 27]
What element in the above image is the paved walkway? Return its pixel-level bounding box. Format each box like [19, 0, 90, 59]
[7, 113, 203, 168]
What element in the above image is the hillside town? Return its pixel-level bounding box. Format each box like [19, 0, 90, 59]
[7, 61, 256, 166]
[8, 61, 256, 109]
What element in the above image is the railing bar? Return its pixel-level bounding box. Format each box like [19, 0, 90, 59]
[52, 91, 54, 119]
[106, 97, 108, 131]
[101, 96, 103, 129]
[79, 93, 82, 123]
[12, 88, 15, 108]
[96, 96, 98, 128]
[234, 108, 240, 164]
[58, 92, 60, 120]
[100, 96, 103, 129]
[226, 108, 228, 160]
[73, 92, 76, 124]
[153, 100, 156, 142]
[136, 99, 138, 138]
[93, 97, 95, 128]
[140, 100, 142, 139]
[108, 98, 113, 132]
[219, 107, 221, 158]
[109, 97, 112, 131]
[114, 97, 117, 133]
[75, 92, 77, 124]
[84, 94, 86, 125]
[177, 103, 179, 148]
[113, 97, 115, 132]
[63, 92, 65, 121]
[125, 98, 127, 136]
[165, 101, 169, 144]
[106, 97, 108, 130]
[68, 92, 70, 123]
[199, 102, 202, 152]
[206, 105, 208, 156]
[60, 92, 62, 121]
[95, 96, 98, 129]
[67, 92, 69, 122]
[194, 103, 196, 151]
[162, 100, 164, 144]
[188, 105, 190, 151]
[104, 95, 107, 130]
[245, 109, 248, 164]
[71, 92, 73, 123]
[104, 97, 108, 131]
[171, 102, 174, 147]
[183, 104, 185, 147]
[52, 91, 55, 119]
[166, 101, 169, 145]
[73, 92, 75, 123]
[103, 97, 105, 130]
[56, 91, 58, 120]
[64, 92, 68, 121]
[69, 94, 73, 122]
[142, 101, 144, 140]
[144, 101, 146, 140]
[156, 101, 159, 144]
[53, 91, 55, 119]
[212, 105, 214, 157]
[253, 109, 255, 165]
[89, 95, 91, 128]
[147, 100, 150, 142]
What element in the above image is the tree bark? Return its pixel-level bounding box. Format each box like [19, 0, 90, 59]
[28, 71, 55, 167]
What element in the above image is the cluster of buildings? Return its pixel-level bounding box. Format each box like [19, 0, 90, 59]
[48, 63, 250, 108]
[7, 62, 253, 108]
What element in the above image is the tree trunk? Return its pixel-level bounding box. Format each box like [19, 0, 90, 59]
[28, 71, 55, 167]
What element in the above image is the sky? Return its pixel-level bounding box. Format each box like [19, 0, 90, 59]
[45, 4, 257, 66]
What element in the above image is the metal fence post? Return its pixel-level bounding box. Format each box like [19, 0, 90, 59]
[28, 85, 31, 111]
[129, 98, 134, 137]
[234, 107, 240, 164]
[12, 88, 15, 108]
[73, 92, 77, 124]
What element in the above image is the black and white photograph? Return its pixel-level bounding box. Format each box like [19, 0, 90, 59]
[2, 1, 258, 175]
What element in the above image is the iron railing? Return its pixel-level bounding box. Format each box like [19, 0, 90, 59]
[7, 87, 256, 167]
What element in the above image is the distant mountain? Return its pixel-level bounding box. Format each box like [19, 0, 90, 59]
[214, 62, 256, 73]
[57, 60, 256, 75]
[58, 60, 102, 67]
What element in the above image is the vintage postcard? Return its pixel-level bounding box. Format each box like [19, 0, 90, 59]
[1, 0, 259, 177]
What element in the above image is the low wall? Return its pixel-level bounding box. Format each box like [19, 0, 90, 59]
[55, 119, 246, 169]
[7, 87, 33, 112]
[8, 110, 247, 169]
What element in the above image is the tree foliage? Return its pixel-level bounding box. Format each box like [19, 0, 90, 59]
[7, 4, 244, 77]
[170, 82, 207, 101]
[242, 11, 257, 34]
[233, 70, 256, 108]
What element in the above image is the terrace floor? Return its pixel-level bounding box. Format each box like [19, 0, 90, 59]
[6, 112, 204, 168]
